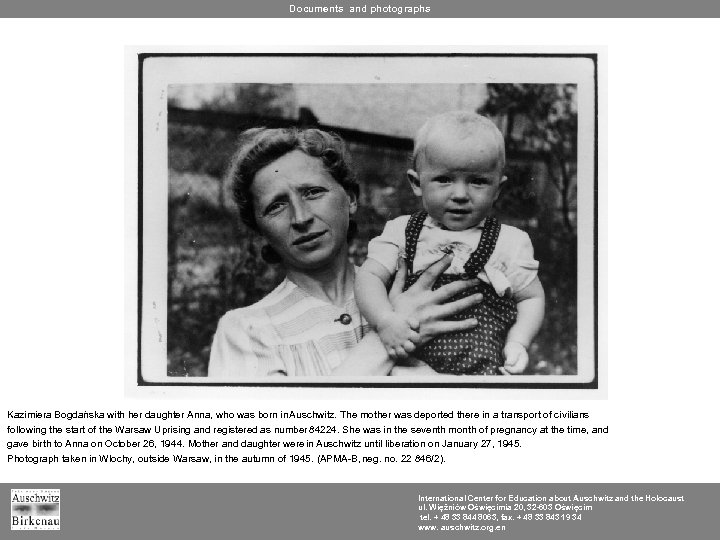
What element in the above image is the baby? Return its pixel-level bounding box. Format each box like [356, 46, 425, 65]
[355, 111, 545, 375]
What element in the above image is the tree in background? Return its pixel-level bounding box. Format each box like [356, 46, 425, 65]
[481, 84, 579, 375]
[169, 83, 296, 117]
[480, 84, 577, 234]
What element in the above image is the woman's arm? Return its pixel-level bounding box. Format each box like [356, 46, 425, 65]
[209, 313, 395, 378]
[208, 314, 287, 378]
[210, 255, 486, 378]
[334, 254, 484, 376]
[390, 358, 442, 377]
[328, 331, 395, 376]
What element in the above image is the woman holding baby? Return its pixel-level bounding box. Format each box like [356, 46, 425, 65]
[208, 127, 482, 377]
[209, 116, 543, 378]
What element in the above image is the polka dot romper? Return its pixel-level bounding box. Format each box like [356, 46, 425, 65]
[402, 211, 517, 375]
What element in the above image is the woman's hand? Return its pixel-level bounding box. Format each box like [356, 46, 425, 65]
[388, 254, 482, 345]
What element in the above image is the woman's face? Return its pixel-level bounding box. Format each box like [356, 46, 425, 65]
[252, 150, 357, 272]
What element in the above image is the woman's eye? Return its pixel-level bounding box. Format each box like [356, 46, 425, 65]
[264, 202, 285, 216]
[304, 187, 326, 198]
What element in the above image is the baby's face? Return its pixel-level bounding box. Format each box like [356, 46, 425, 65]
[409, 133, 505, 231]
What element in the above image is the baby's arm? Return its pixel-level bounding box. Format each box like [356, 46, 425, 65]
[502, 277, 545, 374]
[355, 259, 420, 359]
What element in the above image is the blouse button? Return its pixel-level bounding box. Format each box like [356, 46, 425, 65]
[337, 313, 353, 325]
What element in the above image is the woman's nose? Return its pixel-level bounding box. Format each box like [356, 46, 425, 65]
[290, 199, 313, 228]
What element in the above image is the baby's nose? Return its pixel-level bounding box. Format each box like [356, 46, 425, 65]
[450, 184, 470, 200]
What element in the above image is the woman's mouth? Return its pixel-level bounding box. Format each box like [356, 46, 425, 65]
[293, 231, 327, 246]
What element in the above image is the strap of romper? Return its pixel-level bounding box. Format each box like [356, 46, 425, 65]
[403, 211, 428, 275]
[464, 216, 501, 275]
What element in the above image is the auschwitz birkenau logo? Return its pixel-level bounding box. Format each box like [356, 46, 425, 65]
[11, 489, 60, 530]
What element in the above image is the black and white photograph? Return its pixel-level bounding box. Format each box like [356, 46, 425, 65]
[138, 53, 597, 386]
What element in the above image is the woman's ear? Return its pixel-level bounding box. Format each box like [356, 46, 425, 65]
[407, 170, 422, 196]
[347, 190, 358, 215]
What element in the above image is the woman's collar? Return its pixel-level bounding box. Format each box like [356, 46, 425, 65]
[284, 262, 356, 308]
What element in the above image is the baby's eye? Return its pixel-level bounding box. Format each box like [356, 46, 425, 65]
[432, 176, 452, 184]
[470, 177, 491, 186]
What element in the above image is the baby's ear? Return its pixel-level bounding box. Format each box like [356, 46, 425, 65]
[407, 170, 422, 196]
[495, 174, 508, 199]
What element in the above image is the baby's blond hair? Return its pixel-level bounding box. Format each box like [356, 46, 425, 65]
[411, 111, 505, 172]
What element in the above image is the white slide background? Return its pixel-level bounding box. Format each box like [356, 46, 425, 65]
[1, 18, 718, 484]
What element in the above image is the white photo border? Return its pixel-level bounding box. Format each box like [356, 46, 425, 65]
[134, 52, 599, 391]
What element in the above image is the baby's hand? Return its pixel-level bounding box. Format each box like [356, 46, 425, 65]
[500, 341, 529, 375]
[376, 312, 420, 360]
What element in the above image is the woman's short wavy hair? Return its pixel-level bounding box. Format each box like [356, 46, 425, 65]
[228, 127, 360, 231]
